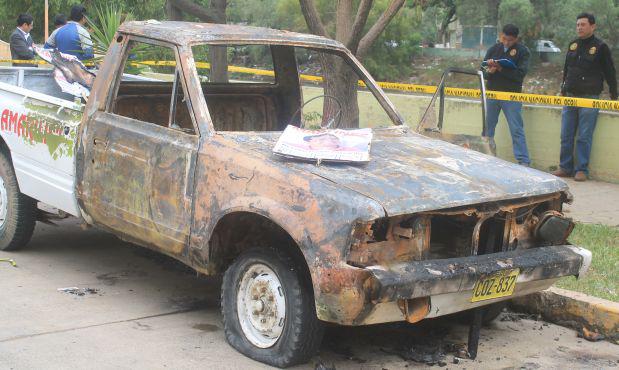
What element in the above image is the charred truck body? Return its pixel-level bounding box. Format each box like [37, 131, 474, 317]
[0, 22, 590, 367]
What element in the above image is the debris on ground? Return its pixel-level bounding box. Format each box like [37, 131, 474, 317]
[499, 312, 540, 322]
[57, 287, 101, 296]
[382, 340, 469, 366]
[450, 343, 470, 359]
[322, 334, 367, 363]
[0, 258, 17, 267]
[579, 327, 605, 342]
[314, 361, 336, 370]
[402, 342, 446, 364]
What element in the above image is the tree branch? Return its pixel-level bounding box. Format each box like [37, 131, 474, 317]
[209, 0, 228, 22]
[356, 0, 405, 59]
[299, 0, 330, 38]
[346, 0, 373, 53]
[167, 0, 218, 23]
[336, 0, 353, 43]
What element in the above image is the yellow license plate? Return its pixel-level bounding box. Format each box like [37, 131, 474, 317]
[471, 268, 520, 302]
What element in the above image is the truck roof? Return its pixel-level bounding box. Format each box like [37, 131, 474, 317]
[118, 21, 344, 50]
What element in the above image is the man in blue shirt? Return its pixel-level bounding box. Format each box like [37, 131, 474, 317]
[45, 5, 93, 60]
[44, 14, 68, 49]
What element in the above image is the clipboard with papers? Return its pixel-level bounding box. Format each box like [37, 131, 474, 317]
[482, 58, 517, 69]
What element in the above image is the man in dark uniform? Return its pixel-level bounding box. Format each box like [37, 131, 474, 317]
[9, 14, 35, 67]
[482, 24, 531, 166]
[552, 12, 617, 181]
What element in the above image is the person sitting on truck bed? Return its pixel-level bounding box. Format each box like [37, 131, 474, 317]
[45, 5, 93, 61]
[10, 14, 36, 67]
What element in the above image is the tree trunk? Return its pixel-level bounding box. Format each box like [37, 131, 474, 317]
[299, 0, 405, 128]
[320, 54, 359, 129]
[486, 0, 500, 26]
[165, 0, 183, 21]
[208, 0, 228, 83]
[165, 0, 228, 82]
[439, 5, 456, 45]
[209, 47, 228, 83]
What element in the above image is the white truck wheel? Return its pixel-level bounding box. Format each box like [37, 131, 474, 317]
[221, 248, 324, 367]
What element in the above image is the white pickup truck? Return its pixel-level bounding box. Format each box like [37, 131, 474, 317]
[0, 21, 591, 367]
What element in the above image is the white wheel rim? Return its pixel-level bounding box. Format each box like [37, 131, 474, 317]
[0, 177, 8, 228]
[237, 263, 286, 348]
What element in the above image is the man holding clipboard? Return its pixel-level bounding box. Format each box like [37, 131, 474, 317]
[482, 24, 531, 166]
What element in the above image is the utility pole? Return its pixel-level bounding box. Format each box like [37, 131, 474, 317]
[44, 0, 49, 41]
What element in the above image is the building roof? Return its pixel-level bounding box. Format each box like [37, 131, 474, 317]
[118, 21, 345, 50]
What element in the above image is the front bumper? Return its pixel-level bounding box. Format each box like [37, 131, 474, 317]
[351, 245, 590, 325]
[366, 245, 590, 302]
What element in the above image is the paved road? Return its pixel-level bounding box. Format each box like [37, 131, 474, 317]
[1, 219, 617, 369]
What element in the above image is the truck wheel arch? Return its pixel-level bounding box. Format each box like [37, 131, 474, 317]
[207, 210, 315, 294]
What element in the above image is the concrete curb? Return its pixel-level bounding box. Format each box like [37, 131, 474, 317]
[510, 287, 619, 343]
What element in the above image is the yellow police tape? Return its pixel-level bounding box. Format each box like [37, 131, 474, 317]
[3, 59, 618, 111]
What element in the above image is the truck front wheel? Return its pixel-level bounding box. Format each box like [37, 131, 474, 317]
[221, 248, 324, 367]
[0, 151, 36, 251]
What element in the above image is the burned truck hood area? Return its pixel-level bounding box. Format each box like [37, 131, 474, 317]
[222, 127, 568, 216]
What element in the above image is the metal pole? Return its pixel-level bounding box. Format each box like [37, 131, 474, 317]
[478, 70, 488, 136]
[44, 0, 49, 41]
[468, 308, 483, 359]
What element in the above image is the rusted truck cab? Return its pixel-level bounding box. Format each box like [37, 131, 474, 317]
[70, 22, 590, 367]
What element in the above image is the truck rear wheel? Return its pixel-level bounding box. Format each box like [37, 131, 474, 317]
[221, 248, 324, 367]
[0, 151, 36, 251]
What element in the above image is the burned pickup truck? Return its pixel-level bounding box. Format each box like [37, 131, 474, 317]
[0, 21, 590, 367]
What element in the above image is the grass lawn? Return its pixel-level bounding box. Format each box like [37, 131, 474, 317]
[555, 223, 619, 302]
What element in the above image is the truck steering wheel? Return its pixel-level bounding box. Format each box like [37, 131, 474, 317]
[289, 94, 343, 129]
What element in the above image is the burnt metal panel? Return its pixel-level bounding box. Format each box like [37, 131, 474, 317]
[367, 245, 584, 302]
[79, 111, 197, 254]
[118, 21, 344, 49]
[207, 129, 569, 217]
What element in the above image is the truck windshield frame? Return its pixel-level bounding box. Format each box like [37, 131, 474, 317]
[187, 42, 405, 135]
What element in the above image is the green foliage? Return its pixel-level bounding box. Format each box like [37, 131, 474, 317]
[427, 0, 618, 51]
[0, 0, 615, 84]
[87, 3, 133, 58]
[419, 5, 442, 44]
[556, 223, 619, 301]
[499, 0, 534, 40]
[584, 0, 619, 47]
[302, 111, 323, 127]
[528, 0, 619, 50]
[228, 0, 422, 81]
[455, 0, 500, 26]
[363, 4, 422, 80]
[0, 0, 165, 43]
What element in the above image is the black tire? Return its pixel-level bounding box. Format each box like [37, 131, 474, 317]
[0, 150, 36, 251]
[221, 248, 324, 368]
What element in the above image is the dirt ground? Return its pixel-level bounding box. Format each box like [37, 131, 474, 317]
[1, 219, 617, 369]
